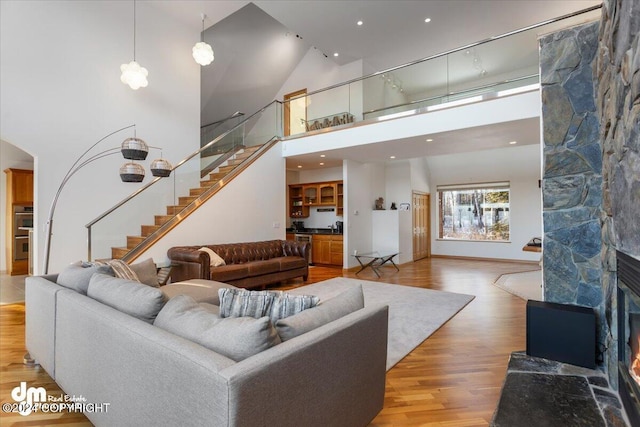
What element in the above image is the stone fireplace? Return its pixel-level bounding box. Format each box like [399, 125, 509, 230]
[541, 0, 640, 399]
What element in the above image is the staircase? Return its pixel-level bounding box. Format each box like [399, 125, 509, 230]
[110, 145, 262, 260]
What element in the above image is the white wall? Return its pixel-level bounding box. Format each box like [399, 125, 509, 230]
[344, 160, 375, 268]
[0, 1, 201, 273]
[0, 140, 34, 272]
[427, 144, 541, 261]
[137, 142, 286, 265]
[372, 210, 412, 265]
[410, 157, 431, 193]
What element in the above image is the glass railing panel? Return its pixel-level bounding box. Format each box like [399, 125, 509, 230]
[88, 102, 282, 261]
[293, 7, 600, 128]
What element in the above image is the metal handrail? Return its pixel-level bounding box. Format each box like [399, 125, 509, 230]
[285, 4, 602, 103]
[86, 100, 282, 229]
[201, 111, 244, 129]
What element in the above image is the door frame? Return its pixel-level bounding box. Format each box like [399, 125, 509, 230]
[283, 89, 307, 137]
[412, 191, 431, 261]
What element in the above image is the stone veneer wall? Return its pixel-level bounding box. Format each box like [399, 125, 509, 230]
[541, 0, 640, 389]
[540, 20, 605, 362]
[595, 0, 640, 389]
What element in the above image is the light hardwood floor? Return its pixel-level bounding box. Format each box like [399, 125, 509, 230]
[0, 257, 532, 426]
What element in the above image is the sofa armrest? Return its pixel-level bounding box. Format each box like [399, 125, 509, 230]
[220, 305, 388, 427]
[25, 275, 64, 378]
[282, 240, 310, 263]
[167, 247, 210, 282]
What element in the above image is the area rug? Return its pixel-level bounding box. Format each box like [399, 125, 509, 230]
[290, 278, 475, 370]
[493, 270, 542, 301]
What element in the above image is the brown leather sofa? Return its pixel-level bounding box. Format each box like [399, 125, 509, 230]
[167, 240, 309, 289]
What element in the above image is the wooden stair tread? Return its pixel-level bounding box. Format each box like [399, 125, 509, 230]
[141, 225, 160, 236]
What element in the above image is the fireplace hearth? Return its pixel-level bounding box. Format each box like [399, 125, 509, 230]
[617, 250, 640, 426]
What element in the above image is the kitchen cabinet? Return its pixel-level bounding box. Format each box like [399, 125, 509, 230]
[336, 182, 344, 216]
[319, 183, 336, 205]
[4, 168, 34, 275]
[303, 185, 318, 206]
[288, 180, 343, 217]
[312, 234, 343, 266]
[286, 233, 295, 241]
[289, 185, 308, 218]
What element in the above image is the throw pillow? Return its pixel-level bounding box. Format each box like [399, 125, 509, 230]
[154, 295, 280, 361]
[275, 285, 364, 341]
[57, 261, 114, 295]
[198, 247, 226, 267]
[108, 259, 140, 282]
[218, 288, 319, 323]
[87, 273, 168, 324]
[129, 258, 159, 287]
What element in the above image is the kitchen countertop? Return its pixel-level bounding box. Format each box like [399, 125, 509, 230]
[286, 228, 343, 235]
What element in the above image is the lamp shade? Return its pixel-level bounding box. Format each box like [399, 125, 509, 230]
[192, 42, 214, 66]
[151, 158, 172, 177]
[120, 60, 149, 90]
[119, 162, 145, 182]
[121, 137, 149, 160]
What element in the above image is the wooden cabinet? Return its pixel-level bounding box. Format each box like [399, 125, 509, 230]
[319, 183, 336, 205]
[312, 234, 343, 266]
[4, 168, 34, 275]
[286, 233, 295, 241]
[336, 182, 344, 216]
[303, 185, 318, 206]
[289, 185, 308, 218]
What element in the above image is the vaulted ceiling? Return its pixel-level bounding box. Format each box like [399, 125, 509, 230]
[150, 1, 602, 168]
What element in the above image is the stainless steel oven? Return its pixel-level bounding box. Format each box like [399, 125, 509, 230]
[294, 234, 312, 265]
[13, 205, 33, 261]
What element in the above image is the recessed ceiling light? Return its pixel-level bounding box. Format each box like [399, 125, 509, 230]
[357, 20, 363, 26]
[509, 141, 518, 145]
[320, 154, 326, 158]
[390, 156, 396, 159]
[297, 165, 302, 168]
[424, 18, 432, 23]
[333, 52, 339, 57]
[426, 138, 434, 142]
[319, 162, 325, 166]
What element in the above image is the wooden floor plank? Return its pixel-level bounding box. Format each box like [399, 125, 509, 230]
[0, 257, 531, 425]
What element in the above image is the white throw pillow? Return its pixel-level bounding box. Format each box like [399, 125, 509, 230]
[198, 247, 226, 267]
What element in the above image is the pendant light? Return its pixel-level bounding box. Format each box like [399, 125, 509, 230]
[120, 0, 149, 89]
[192, 13, 214, 66]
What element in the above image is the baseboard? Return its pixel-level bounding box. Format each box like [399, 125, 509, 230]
[430, 254, 539, 265]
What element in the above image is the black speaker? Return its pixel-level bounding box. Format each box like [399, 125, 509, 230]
[526, 300, 596, 369]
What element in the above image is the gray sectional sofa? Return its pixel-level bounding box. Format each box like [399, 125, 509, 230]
[25, 268, 388, 427]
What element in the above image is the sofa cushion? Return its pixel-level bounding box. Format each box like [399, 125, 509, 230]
[246, 259, 280, 276]
[57, 261, 113, 294]
[162, 279, 236, 304]
[154, 295, 280, 361]
[218, 288, 319, 323]
[209, 264, 250, 282]
[198, 247, 226, 267]
[87, 273, 168, 324]
[275, 285, 364, 341]
[275, 256, 307, 271]
[129, 258, 159, 287]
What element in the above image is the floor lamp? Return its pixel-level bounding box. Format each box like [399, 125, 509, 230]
[42, 125, 172, 274]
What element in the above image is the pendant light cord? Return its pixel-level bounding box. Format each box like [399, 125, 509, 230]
[133, 0, 136, 60]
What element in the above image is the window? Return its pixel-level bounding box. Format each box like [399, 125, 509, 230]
[437, 182, 510, 241]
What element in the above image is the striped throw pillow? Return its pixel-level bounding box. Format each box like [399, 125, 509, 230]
[218, 288, 319, 323]
[108, 259, 140, 282]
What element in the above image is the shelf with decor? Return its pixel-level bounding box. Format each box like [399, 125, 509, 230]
[303, 185, 318, 206]
[289, 185, 308, 218]
[336, 182, 344, 216]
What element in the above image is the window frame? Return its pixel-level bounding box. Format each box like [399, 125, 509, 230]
[436, 181, 511, 242]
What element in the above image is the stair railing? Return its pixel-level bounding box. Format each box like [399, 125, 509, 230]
[85, 100, 282, 261]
